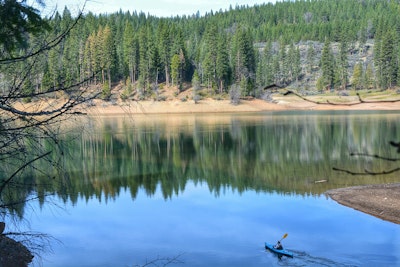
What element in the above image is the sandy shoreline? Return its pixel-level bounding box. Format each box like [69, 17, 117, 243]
[79, 97, 400, 115]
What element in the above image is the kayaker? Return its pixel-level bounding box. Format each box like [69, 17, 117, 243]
[274, 241, 283, 250]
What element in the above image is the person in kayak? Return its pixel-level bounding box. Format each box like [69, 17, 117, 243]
[274, 241, 283, 250]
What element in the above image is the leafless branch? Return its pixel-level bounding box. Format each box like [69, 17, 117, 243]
[134, 253, 185, 267]
[0, 192, 55, 209]
[284, 90, 400, 106]
[350, 152, 400, 162]
[0, 151, 52, 195]
[3, 230, 58, 259]
[0, 3, 85, 64]
[333, 167, 400, 176]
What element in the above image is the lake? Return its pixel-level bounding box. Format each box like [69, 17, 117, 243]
[13, 111, 400, 266]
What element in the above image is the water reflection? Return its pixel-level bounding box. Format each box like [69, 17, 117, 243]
[29, 181, 399, 267]
[60, 111, 400, 203]
[2, 111, 400, 215]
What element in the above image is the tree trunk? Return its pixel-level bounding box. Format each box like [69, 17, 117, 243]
[165, 65, 170, 86]
[107, 68, 111, 90]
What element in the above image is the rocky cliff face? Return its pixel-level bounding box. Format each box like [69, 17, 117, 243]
[256, 39, 375, 92]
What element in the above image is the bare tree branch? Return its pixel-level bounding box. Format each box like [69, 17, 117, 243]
[350, 152, 400, 162]
[0, 151, 52, 195]
[0, 2, 86, 64]
[333, 167, 400, 176]
[134, 253, 185, 267]
[284, 90, 400, 106]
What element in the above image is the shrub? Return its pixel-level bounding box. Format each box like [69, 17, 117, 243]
[102, 82, 111, 100]
[229, 84, 241, 105]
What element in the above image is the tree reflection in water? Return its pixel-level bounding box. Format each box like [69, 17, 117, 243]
[2, 111, 400, 217]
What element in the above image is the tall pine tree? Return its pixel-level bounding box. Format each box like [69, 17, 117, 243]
[320, 38, 335, 90]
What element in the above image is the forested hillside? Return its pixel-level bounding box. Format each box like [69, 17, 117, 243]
[3, 0, 400, 102]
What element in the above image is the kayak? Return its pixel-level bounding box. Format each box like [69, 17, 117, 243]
[265, 242, 293, 258]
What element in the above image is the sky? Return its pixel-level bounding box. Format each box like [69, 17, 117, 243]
[36, 0, 276, 17]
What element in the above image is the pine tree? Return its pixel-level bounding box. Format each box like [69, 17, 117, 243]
[293, 46, 302, 83]
[351, 62, 363, 90]
[364, 63, 374, 89]
[306, 43, 316, 74]
[171, 54, 180, 87]
[255, 50, 265, 89]
[376, 30, 397, 89]
[192, 69, 201, 103]
[147, 33, 160, 87]
[215, 33, 230, 93]
[320, 38, 335, 90]
[338, 39, 348, 89]
[202, 23, 218, 90]
[158, 20, 172, 86]
[100, 25, 115, 90]
[279, 40, 290, 85]
[47, 45, 62, 88]
[123, 20, 138, 85]
[83, 32, 99, 84]
[287, 43, 301, 84]
[263, 41, 274, 86]
[138, 26, 149, 94]
[232, 27, 255, 95]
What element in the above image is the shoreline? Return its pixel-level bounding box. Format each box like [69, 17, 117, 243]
[326, 183, 400, 225]
[79, 97, 400, 116]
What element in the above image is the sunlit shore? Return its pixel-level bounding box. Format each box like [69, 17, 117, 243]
[80, 96, 400, 116]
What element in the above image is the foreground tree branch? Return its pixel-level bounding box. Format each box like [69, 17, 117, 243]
[0, 0, 94, 228]
[0, 151, 51, 195]
[0, 1, 86, 64]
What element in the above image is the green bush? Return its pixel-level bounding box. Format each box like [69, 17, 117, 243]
[102, 82, 111, 100]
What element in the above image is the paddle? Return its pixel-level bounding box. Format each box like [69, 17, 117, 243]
[279, 233, 288, 242]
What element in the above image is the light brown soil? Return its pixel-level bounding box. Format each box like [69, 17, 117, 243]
[326, 183, 400, 225]
[71, 96, 400, 115]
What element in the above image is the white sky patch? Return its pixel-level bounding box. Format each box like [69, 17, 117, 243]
[29, 0, 277, 17]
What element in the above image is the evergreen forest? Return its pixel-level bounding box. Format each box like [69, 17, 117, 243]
[3, 0, 400, 102]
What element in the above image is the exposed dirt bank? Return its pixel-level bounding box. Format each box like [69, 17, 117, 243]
[326, 183, 400, 225]
[78, 96, 400, 115]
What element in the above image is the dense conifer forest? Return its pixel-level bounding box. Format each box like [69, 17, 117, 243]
[3, 0, 400, 101]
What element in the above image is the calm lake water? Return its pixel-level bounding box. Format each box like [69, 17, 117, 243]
[20, 111, 400, 266]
